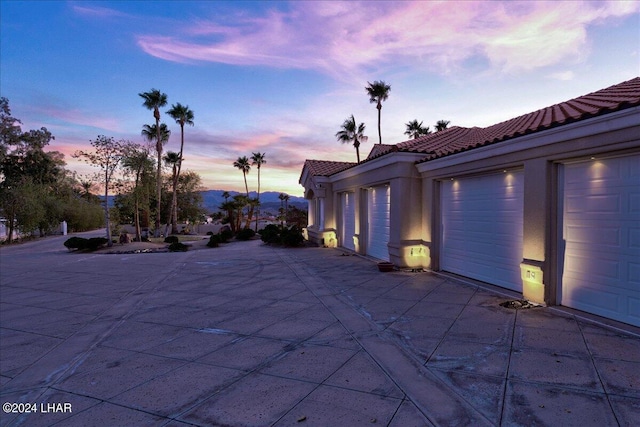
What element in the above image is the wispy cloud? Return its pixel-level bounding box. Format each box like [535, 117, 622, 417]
[71, 4, 131, 19]
[548, 71, 575, 81]
[35, 105, 122, 133]
[136, 1, 640, 78]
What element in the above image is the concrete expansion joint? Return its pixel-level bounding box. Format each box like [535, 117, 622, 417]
[275, 249, 491, 425]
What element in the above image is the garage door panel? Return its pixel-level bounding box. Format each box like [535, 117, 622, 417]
[629, 298, 640, 325]
[341, 192, 356, 251]
[565, 224, 620, 246]
[566, 194, 621, 214]
[629, 263, 640, 285]
[441, 171, 524, 291]
[561, 155, 640, 326]
[367, 186, 390, 261]
[564, 254, 621, 281]
[567, 286, 621, 313]
[630, 193, 640, 212]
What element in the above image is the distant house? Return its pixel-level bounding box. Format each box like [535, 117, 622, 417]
[300, 77, 640, 327]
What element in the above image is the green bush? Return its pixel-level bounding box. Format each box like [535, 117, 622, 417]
[207, 234, 221, 248]
[86, 237, 108, 251]
[64, 236, 108, 251]
[259, 225, 304, 247]
[64, 236, 87, 250]
[220, 228, 233, 243]
[281, 226, 304, 247]
[168, 241, 188, 252]
[164, 235, 179, 244]
[236, 228, 256, 241]
[259, 224, 281, 244]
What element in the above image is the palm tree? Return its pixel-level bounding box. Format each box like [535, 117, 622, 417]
[435, 120, 451, 132]
[166, 103, 195, 234]
[141, 123, 171, 146]
[233, 156, 251, 196]
[139, 89, 168, 237]
[79, 180, 94, 201]
[231, 194, 249, 231]
[336, 115, 368, 163]
[284, 194, 290, 224]
[278, 193, 286, 226]
[219, 200, 237, 232]
[222, 191, 230, 202]
[163, 151, 181, 231]
[404, 120, 431, 139]
[365, 80, 391, 144]
[251, 152, 266, 231]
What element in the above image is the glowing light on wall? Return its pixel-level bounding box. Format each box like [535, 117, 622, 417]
[504, 171, 515, 196]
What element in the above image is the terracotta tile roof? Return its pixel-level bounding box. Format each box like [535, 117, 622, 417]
[303, 159, 356, 177]
[366, 144, 397, 159]
[405, 77, 640, 162]
[301, 77, 640, 177]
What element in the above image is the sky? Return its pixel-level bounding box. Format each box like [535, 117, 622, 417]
[1, 1, 639, 197]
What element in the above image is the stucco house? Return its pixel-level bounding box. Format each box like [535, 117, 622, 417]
[300, 77, 640, 327]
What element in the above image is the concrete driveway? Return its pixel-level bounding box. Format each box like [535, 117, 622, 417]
[1, 234, 639, 426]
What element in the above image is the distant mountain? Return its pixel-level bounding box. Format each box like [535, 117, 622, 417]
[201, 190, 306, 214]
[103, 190, 306, 214]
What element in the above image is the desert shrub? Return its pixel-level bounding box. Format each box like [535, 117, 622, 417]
[164, 235, 179, 244]
[64, 236, 108, 251]
[281, 226, 304, 247]
[168, 241, 188, 252]
[235, 228, 256, 241]
[220, 228, 233, 243]
[207, 234, 221, 248]
[64, 236, 87, 251]
[259, 224, 280, 244]
[259, 225, 304, 247]
[86, 237, 109, 251]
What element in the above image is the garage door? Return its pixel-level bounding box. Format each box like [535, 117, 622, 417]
[367, 185, 390, 261]
[441, 171, 524, 291]
[340, 192, 356, 251]
[560, 155, 640, 327]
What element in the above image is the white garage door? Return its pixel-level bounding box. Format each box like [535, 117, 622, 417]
[560, 155, 640, 327]
[441, 171, 524, 291]
[367, 185, 390, 261]
[340, 192, 356, 251]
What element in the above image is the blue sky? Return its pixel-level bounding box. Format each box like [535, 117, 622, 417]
[2, 1, 639, 196]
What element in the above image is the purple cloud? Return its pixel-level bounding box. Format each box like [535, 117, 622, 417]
[135, 1, 640, 77]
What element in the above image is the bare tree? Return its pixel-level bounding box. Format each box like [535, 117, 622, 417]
[74, 136, 132, 247]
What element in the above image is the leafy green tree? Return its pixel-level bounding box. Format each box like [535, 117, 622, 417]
[0, 97, 22, 158]
[0, 99, 63, 242]
[404, 120, 431, 139]
[233, 156, 251, 196]
[286, 205, 308, 229]
[165, 103, 194, 234]
[139, 89, 168, 237]
[251, 152, 266, 231]
[365, 80, 391, 144]
[73, 136, 132, 247]
[63, 195, 104, 232]
[336, 115, 368, 163]
[435, 120, 451, 131]
[4, 178, 46, 239]
[175, 170, 205, 225]
[121, 144, 154, 241]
